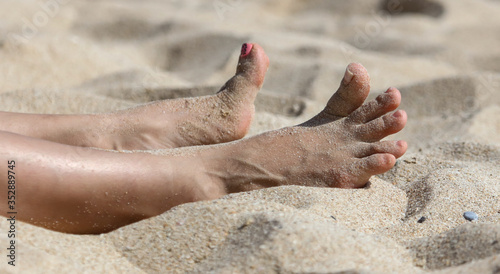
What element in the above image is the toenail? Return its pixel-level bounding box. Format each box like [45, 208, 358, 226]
[343, 67, 354, 84]
[240, 43, 253, 58]
[392, 110, 403, 117]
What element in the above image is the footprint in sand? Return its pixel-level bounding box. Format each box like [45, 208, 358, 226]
[379, 0, 445, 18]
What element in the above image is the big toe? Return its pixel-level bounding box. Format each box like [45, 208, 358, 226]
[235, 43, 270, 89]
[323, 63, 371, 118]
[217, 43, 269, 102]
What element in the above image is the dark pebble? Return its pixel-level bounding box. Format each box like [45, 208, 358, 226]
[463, 211, 478, 221]
[417, 216, 426, 223]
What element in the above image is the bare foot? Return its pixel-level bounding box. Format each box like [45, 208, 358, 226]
[99, 43, 269, 150]
[0, 43, 269, 151]
[196, 63, 407, 197]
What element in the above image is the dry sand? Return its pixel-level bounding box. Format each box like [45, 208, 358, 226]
[0, 0, 499, 273]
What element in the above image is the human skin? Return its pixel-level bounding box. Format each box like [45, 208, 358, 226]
[0, 44, 269, 150]
[0, 44, 407, 234]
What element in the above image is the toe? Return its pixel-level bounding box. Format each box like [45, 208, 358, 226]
[355, 140, 408, 159]
[347, 87, 401, 124]
[335, 153, 396, 188]
[217, 43, 269, 105]
[322, 63, 371, 118]
[357, 153, 397, 181]
[355, 110, 407, 142]
[234, 43, 270, 89]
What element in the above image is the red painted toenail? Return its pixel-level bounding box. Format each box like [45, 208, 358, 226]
[240, 43, 253, 57]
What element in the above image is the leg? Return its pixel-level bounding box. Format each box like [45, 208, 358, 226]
[0, 63, 407, 234]
[0, 43, 269, 150]
[0, 130, 215, 234]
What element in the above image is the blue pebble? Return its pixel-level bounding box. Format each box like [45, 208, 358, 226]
[463, 211, 478, 221]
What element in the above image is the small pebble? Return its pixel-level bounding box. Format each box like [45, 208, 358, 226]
[417, 216, 426, 223]
[463, 211, 478, 221]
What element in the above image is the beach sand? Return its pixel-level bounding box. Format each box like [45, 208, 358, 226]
[0, 0, 499, 273]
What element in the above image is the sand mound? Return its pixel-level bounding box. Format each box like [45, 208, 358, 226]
[409, 223, 500, 269]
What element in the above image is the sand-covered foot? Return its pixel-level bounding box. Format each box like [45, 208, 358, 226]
[201, 63, 407, 195]
[91, 43, 269, 150]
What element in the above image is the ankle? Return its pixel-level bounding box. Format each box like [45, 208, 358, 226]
[199, 139, 285, 194]
[137, 153, 229, 218]
[79, 113, 118, 149]
[104, 110, 173, 151]
[39, 114, 115, 149]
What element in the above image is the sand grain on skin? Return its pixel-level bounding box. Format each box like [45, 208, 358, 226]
[1, 0, 500, 273]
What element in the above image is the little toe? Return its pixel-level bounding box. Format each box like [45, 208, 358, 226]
[322, 63, 371, 118]
[355, 110, 407, 142]
[335, 153, 396, 188]
[356, 140, 408, 159]
[347, 87, 401, 124]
